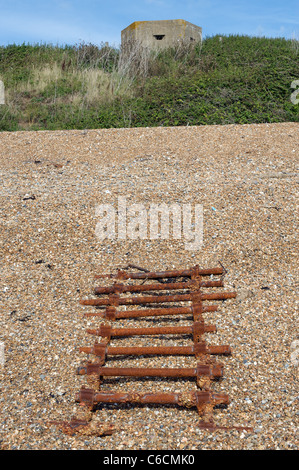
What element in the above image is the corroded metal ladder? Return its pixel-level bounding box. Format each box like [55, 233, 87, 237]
[70, 264, 251, 432]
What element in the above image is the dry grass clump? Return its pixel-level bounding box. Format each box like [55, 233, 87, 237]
[13, 62, 135, 106]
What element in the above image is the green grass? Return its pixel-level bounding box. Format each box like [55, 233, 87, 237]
[0, 35, 298, 131]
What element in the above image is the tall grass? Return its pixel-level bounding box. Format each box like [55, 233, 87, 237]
[14, 63, 134, 104]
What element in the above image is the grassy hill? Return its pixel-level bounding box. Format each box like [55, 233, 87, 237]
[0, 35, 298, 131]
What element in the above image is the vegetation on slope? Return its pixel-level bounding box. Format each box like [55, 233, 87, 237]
[0, 35, 298, 131]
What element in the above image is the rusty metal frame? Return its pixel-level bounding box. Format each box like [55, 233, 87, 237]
[72, 264, 252, 432]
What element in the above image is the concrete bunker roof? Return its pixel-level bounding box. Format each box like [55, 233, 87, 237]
[122, 19, 200, 32]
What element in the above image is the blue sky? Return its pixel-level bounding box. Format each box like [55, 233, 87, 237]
[0, 0, 298, 47]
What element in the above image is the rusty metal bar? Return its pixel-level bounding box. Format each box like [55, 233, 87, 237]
[94, 279, 223, 295]
[86, 321, 217, 340]
[79, 342, 231, 361]
[80, 291, 236, 307]
[121, 263, 181, 285]
[76, 362, 224, 380]
[94, 265, 223, 280]
[83, 304, 218, 320]
[75, 388, 230, 410]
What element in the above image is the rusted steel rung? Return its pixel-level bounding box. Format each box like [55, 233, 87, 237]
[94, 265, 224, 280]
[76, 362, 224, 382]
[94, 279, 223, 295]
[79, 341, 231, 364]
[83, 304, 218, 320]
[80, 291, 236, 307]
[86, 320, 217, 341]
[76, 387, 229, 413]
